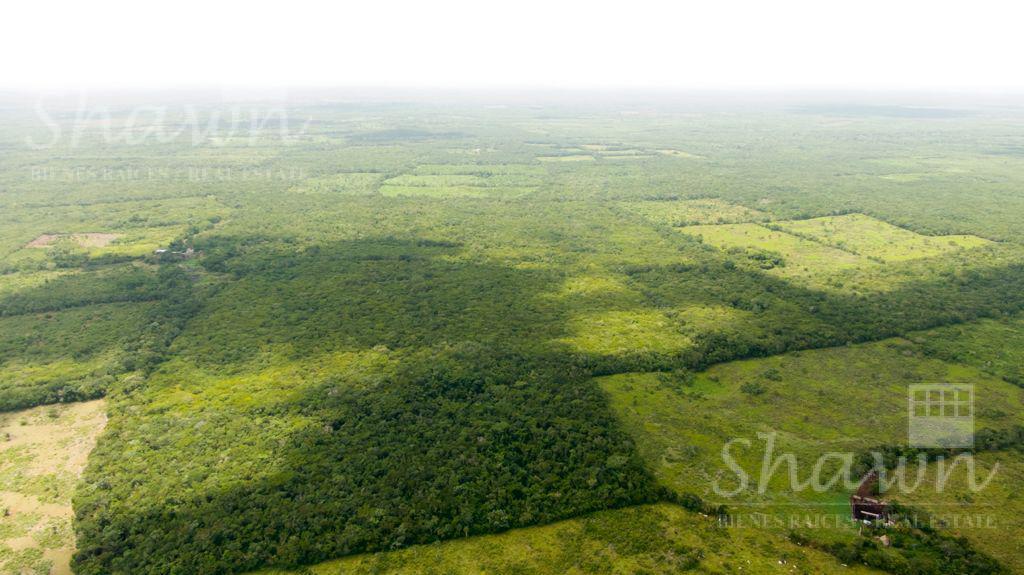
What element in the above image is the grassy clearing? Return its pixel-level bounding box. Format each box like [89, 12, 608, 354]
[619, 198, 767, 227]
[381, 172, 541, 198]
[378, 183, 538, 198]
[0, 400, 107, 575]
[677, 216, 1020, 295]
[602, 154, 656, 160]
[383, 174, 491, 187]
[537, 155, 595, 162]
[378, 185, 490, 198]
[252, 503, 882, 575]
[891, 453, 1024, 574]
[669, 305, 755, 342]
[558, 310, 694, 356]
[94, 225, 194, 256]
[911, 313, 1024, 386]
[598, 149, 647, 156]
[6, 225, 189, 264]
[554, 274, 639, 303]
[0, 196, 226, 267]
[774, 214, 992, 262]
[0, 271, 73, 300]
[597, 336, 1024, 563]
[548, 266, 754, 363]
[599, 337, 1024, 506]
[287, 173, 385, 195]
[411, 164, 546, 176]
[678, 223, 867, 289]
[657, 149, 705, 159]
[26, 234, 120, 249]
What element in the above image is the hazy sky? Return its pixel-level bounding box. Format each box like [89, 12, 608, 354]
[3, 0, 1021, 91]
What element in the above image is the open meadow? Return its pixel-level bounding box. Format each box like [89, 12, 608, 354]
[0, 400, 106, 575]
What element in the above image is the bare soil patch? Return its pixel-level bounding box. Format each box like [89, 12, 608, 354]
[26, 233, 121, 249]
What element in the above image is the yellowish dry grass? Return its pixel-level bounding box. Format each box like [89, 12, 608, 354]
[0, 400, 107, 575]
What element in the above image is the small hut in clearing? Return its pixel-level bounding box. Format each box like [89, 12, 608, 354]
[850, 470, 889, 522]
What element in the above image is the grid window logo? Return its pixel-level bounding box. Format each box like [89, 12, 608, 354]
[908, 384, 974, 448]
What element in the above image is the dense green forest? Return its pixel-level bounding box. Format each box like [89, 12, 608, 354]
[1, 94, 1024, 574]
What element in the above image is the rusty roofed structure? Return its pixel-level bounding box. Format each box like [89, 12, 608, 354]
[850, 470, 889, 522]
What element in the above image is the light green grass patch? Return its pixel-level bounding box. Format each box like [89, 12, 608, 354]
[670, 304, 754, 340]
[287, 173, 385, 195]
[100, 225, 194, 256]
[553, 274, 645, 309]
[252, 503, 881, 575]
[679, 222, 867, 289]
[879, 173, 929, 182]
[411, 163, 546, 177]
[14, 225, 193, 259]
[891, 453, 1024, 574]
[597, 337, 1024, 521]
[602, 154, 656, 160]
[143, 349, 394, 415]
[404, 165, 546, 188]
[911, 313, 1024, 386]
[537, 155, 595, 162]
[596, 339, 1024, 562]
[0, 195, 227, 263]
[597, 149, 648, 157]
[379, 185, 489, 198]
[620, 199, 767, 227]
[558, 310, 692, 356]
[0, 271, 73, 300]
[774, 213, 992, 262]
[382, 174, 490, 187]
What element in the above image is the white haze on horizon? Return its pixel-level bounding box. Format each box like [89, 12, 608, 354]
[2, 0, 1022, 93]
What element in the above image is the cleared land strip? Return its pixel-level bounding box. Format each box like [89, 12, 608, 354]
[0, 400, 107, 575]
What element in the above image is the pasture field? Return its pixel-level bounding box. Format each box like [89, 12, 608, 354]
[558, 310, 695, 356]
[617, 198, 767, 226]
[410, 164, 547, 177]
[0, 270, 72, 300]
[378, 184, 491, 198]
[287, 173, 386, 196]
[0, 195, 226, 262]
[657, 149, 704, 159]
[677, 215, 1017, 294]
[892, 454, 1024, 573]
[678, 222, 866, 289]
[599, 337, 1024, 504]
[0, 400, 107, 575]
[0, 94, 1022, 574]
[537, 154, 595, 162]
[912, 314, 1024, 387]
[598, 334, 1024, 567]
[255, 503, 883, 575]
[773, 213, 992, 262]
